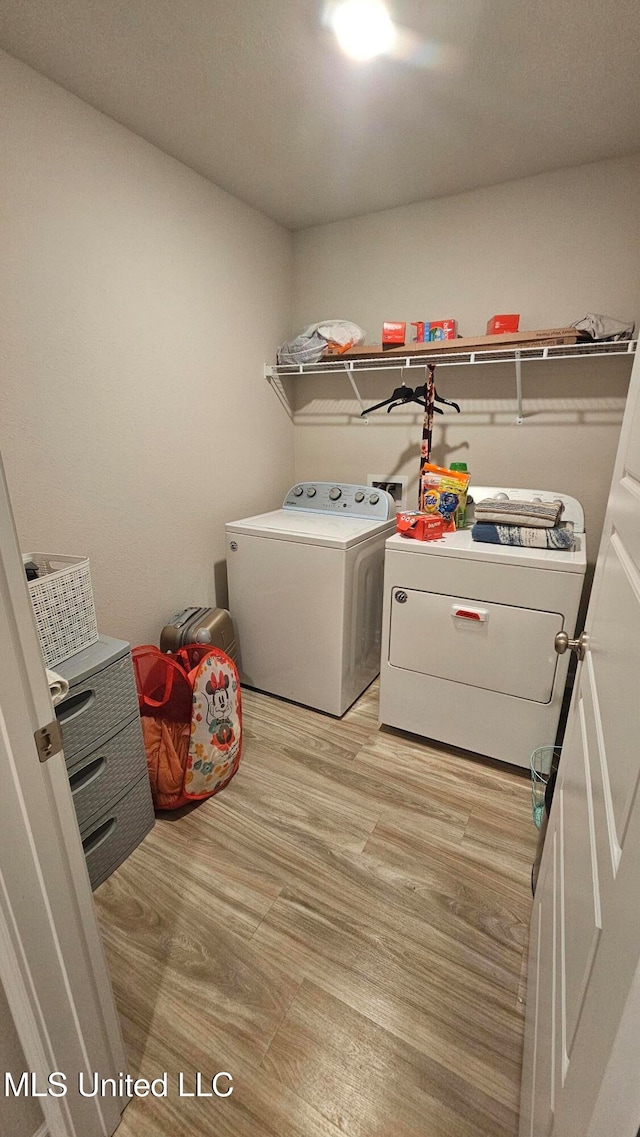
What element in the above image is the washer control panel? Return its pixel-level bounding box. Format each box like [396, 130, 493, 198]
[283, 483, 393, 519]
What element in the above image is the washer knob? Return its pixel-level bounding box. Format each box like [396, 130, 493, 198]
[293, 486, 303, 497]
[354, 491, 365, 503]
[306, 486, 317, 497]
[329, 487, 342, 500]
[369, 493, 380, 504]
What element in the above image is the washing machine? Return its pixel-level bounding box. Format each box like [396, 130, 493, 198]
[379, 487, 587, 767]
[226, 482, 395, 716]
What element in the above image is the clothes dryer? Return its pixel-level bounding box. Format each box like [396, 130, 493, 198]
[379, 487, 587, 766]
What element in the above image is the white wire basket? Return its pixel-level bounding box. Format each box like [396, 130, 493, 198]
[23, 552, 99, 668]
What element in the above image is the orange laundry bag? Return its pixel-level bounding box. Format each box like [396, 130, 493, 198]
[132, 644, 242, 810]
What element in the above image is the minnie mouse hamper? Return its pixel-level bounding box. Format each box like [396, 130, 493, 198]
[132, 644, 242, 809]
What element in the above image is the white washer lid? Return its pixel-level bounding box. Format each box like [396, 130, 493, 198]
[385, 527, 587, 572]
[226, 509, 395, 550]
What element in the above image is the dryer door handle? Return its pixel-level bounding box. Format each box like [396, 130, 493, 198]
[451, 605, 488, 623]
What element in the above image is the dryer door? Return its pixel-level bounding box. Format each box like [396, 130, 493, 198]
[389, 589, 563, 703]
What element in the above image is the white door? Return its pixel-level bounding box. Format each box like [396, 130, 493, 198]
[520, 345, 640, 1137]
[0, 456, 126, 1137]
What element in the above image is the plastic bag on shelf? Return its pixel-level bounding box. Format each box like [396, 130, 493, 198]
[277, 320, 365, 365]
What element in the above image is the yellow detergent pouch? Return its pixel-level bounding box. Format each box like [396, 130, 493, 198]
[420, 463, 470, 531]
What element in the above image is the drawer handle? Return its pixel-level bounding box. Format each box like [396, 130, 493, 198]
[452, 606, 488, 623]
[56, 688, 96, 724]
[69, 755, 106, 795]
[82, 816, 116, 856]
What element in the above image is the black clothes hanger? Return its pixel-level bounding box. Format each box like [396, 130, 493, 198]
[413, 386, 447, 413]
[434, 390, 461, 413]
[362, 379, 445, 417]
[361, 376, 459, 418]
[361, 383, 413, 417]
[413, 385, 460, 413]
[387, 388, 442, 413]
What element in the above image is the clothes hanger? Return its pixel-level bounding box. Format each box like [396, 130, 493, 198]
[359, 386, 409, 418]
[360, 385, 410, 416]
[360, 370, 415, 417]
[389, 391, 443, 413]
[410, 385, 460, 413]
[434, 390, 461, 413]
[363, 386, 445, 415]
[360, 372, 458, 417]
[362, 375, 445, 417]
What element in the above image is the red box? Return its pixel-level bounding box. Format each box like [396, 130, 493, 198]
[396, 512, 445, 541]
[428, 319, 458, 341]
[382, 321, 406, 345]
[486, 314, 520, 335]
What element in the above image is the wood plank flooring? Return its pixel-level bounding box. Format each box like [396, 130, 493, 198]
[94, 682, 538, 1137]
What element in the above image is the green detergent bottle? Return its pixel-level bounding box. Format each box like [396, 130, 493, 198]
[450, 462, 469, 529]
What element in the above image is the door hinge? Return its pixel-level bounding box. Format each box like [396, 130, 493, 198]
[34, 720, 64, 764]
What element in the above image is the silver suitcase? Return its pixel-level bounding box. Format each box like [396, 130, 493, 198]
[160, 606, 237, 663]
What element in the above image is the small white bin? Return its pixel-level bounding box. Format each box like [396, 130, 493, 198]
[23, 552, 99, 668]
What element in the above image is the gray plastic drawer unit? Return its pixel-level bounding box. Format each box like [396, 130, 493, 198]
[69, 716, 148, 830]
[81, 774, 154, 891]
[55, 636, 140, 764]
[55, 635, 154, 886]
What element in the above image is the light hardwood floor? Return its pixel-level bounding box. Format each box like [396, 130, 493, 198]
[94, 682, 538, 1137]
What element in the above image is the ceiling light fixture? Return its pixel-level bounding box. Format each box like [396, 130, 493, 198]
[328, 0, 397, 61]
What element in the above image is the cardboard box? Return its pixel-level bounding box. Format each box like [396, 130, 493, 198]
[487, 314, 520, 335]
[396, 512, 445, 541]
[382, 321, 406, 346]
[428, 319, 458, 341]
[336, 327, 587, 359]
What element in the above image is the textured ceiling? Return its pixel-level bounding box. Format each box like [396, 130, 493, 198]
[1, 0, 639, 230]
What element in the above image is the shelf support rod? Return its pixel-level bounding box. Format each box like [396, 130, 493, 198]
[344, 363, 368, 419]
[265, 370, 293, 420]
[514, 350, 524, 424]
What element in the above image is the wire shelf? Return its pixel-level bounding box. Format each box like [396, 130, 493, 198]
[266, 338, 637, 378]
[265, 339, 637, 423]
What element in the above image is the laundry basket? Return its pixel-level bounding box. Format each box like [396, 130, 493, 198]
[24, 552, 99, 668]
[530, 745, 561, 829]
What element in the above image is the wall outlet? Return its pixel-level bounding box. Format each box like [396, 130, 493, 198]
[367, 474, 409, 511]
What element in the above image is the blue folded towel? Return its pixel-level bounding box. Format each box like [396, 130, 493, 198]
[471, 522, 575, 550]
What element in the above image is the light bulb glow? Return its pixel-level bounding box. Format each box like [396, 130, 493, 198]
[329, 0, 396, 61]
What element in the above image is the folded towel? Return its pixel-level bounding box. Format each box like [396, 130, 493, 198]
[471, 523, 575, 550]
[46, 668, 69, 706]
[474, 497, 563, 528]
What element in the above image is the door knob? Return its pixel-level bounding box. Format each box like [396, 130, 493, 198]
[554, 630, 588, 661]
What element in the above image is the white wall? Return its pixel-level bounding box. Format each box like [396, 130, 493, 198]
[291, 155, 640, 567]
[0, 982, 43, 1137]
[1, 47, 638, 639]
[0, 50, 294, 647]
